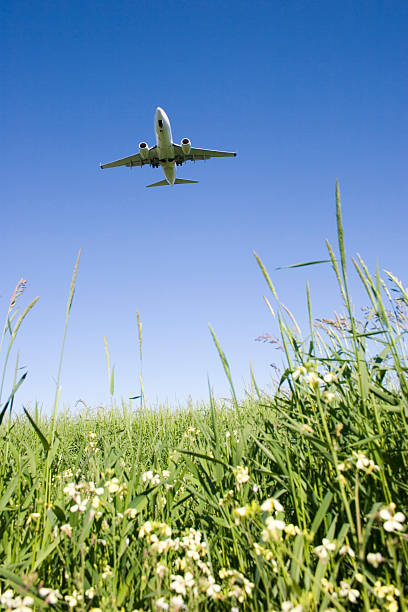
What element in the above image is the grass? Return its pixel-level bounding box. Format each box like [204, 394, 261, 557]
[0, 183, 407, 611]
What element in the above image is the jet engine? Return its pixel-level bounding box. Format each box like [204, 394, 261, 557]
[139, 142, 149, 159]
[181, 138, 191, 155]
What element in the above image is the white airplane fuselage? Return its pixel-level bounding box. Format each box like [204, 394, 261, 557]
[155, 107, 176, 185]
[100, 106, 236, 187]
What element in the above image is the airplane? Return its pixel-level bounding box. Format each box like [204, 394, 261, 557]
[100, 107, 237, 187]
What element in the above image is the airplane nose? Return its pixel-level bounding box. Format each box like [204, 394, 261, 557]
[155, 106, 169, 129]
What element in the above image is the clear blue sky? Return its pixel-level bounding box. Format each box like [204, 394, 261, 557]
[2, 1, 407, 410]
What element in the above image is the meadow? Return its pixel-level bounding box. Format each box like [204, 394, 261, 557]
[0, 186, 407, 611]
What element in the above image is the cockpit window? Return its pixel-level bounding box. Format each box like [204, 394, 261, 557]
[158, 119, 163, 128]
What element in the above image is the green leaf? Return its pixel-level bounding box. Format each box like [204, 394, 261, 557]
[0, 476, 18, 510]
[276, 259, 332, 270]
[0, 372, 27, 425]
[23, 407, 50, 453]
[178, 449, 229, 469]
[310, 491, 333, 537]
[369, 383, 400, 406]
[127, 494, 149, 514]
[32, 540, 59, 571]
[51, 503, 66, 522]
[290, 533, 304, 583]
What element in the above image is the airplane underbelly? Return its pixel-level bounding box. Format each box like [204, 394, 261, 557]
[158, 142, 174, 160]
[157, 128, 174, 157]
[162, 162, 176, 185]
[156, 123, 175, 183]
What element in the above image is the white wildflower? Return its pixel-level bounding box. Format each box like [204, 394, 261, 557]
[65, 594, 78, 608]
[353, 451, 379, 473]
[367, 552, 384, 567]
[339, 581, 360, 603]
[184, 572, 195, 588]
[60, 523, 72, 538]
[0, 589, 14, 606]
[313, 538, 336, 561]
[125, 507, 138, 519]
[139, 521, 153, 538]
[89, 482, 104, 495]
[156, 564, 167, 578]
[307, 371, 320, 387]
[293, 366, 307, 380]
[27, 512, 40, 524]
[105, 478, 120, 493]
[170, 595, 185, 611]
[234, 506, 248, 518]
[284, 523, 301, 536]
[261, 498, 284, 513]
[39, 587, 61, 604]
[206, 576, 221, 598]
[339, 544, 355, 558]
[379, 504, 405, 532]
[282, 602, 303, 612]
[262, 516, 286, 541]
[91, 496, 101, 509]
[101, 564, 112, 579]
[70, 495, 88, 513]
[85, 587, 96, 599]
[170, 575, 187, 596]
[63, 482, 78, 498]
[234, 465, 250, 486]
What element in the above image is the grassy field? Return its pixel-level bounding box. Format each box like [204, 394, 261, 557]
[0, 186, 407, 611]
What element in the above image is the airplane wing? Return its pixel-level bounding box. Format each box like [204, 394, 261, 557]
[100, 146, 158, 169]
[173, 144, 236, 162]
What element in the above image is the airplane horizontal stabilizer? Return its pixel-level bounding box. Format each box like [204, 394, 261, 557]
[146, 180, 170, 187]
[146, 178, 199, 188]
[174, 179, 199, 184]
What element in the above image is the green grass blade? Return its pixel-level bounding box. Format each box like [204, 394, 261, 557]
[277, 259, 331, 270]
[209, 325, 238, 410]
[0, 371, 27, 425]
[23, 407, 50, 453]
[254, 251, 279, 299]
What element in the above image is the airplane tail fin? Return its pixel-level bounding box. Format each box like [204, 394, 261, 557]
[146, 178, 199, 188]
